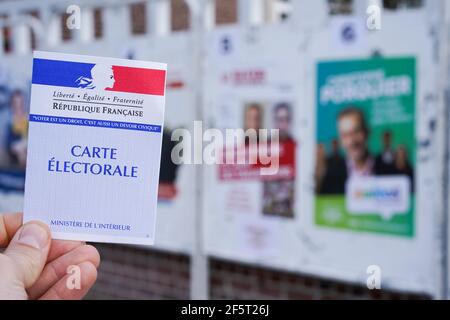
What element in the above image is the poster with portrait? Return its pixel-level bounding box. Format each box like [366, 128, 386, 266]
[217, 101, 296, 218]
[315, 57, 416, 237]
[203, 25, 305, 267]
[296, 13, 438, 295]
[0, 56, 32, 212]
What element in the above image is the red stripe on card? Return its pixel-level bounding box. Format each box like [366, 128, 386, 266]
[106, 66, 166, 96]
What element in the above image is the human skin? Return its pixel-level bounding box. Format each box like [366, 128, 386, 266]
[244, 105, 262, 131]
[338, 113, 369, 168]
[0, 212, 100, 300]
[274, 106, 290, 139]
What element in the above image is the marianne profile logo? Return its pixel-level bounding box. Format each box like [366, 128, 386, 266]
[75, 64, 115, 90]
[32, 58, 166, 96]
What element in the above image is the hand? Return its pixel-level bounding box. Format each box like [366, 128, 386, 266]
[0, 212, 100, 300]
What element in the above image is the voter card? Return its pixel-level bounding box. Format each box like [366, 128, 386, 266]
[23, 51, 167, 245]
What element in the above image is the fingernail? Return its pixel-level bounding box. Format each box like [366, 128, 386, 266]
[17, 224, 49, 249]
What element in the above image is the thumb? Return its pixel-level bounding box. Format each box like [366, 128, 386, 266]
[4, 221, 51, 288]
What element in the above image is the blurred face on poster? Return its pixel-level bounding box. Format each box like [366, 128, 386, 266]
[0, 86, 8, 110]
[337, 109, 369, 167]
[331, 139, 339, 155]
[395, 145, 408, 169]
[11, 90, 26, 119]
[383, 131, 392, 149]
[244, 104, 262, 131]
[7, 90, 28, 169]
[274, 103, 291, 140]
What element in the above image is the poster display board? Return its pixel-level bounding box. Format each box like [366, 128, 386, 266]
[0, 7, 442, 296]
[203, 25, 306, 268]
[297, 14, 438, 295]
[204, 14, 439, 295]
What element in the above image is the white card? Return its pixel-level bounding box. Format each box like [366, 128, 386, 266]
[23, 51, 167, 245]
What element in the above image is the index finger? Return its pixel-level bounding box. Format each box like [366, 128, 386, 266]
[0, 212, 23, 248]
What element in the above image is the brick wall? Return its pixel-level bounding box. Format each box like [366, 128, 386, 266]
[2, 0, 238, 51]
[87, 244, 190, 300]
[171, 0, 190, 31]
[216, 0, 238, 25]
[170, 0, 238, 30]
[87, 244, 430, 300]
[209, 259, 430, 300]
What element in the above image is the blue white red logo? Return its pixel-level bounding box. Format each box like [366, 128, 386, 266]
[32, 58, 166, 96]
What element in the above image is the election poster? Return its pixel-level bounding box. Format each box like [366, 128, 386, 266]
[216, 100, 296, 218]
[315, 57, 416, 237]
[0, 55, 32, 212]
[297, 13, 437, 295]
[203, 25, 305, 267]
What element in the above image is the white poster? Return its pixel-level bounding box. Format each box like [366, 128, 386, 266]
[298, 13, 438, 295]
[203, 25, 305, 267]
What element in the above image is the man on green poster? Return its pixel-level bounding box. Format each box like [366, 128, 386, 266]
[319, 107, 414, 194]
[315, 57, 416, 237]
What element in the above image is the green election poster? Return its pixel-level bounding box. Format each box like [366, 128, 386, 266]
[315, 57, 416, 237]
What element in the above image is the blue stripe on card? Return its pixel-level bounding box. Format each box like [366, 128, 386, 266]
[29, 114, 162, 133]
[32, 58, 95, 88]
